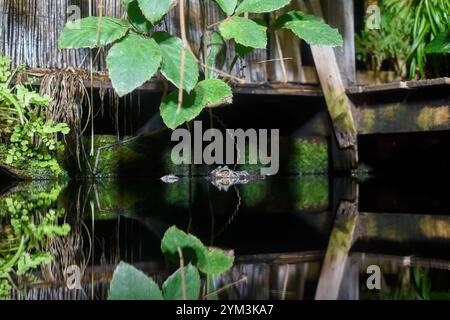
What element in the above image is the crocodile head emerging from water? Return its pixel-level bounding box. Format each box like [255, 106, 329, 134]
[206, 166, 265, 191]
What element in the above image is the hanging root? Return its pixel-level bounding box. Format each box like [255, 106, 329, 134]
[39, 68, 89, 170]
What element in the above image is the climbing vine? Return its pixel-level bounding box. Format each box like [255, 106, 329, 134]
[58, 0, 343, 130]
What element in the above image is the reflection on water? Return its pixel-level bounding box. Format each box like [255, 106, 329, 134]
[1, 176, 450, 300]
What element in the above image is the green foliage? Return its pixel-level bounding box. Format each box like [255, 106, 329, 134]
[106, 33, 162, 97]
[108, 226, 234, 300]
[235, 0, 291, 15]
[358, 0, 450, 79]
[161, 226, 234, 276]
[136, 0, 176, 24]
[426, 31, 450, 54]
[108, 261, 163, 300]
[273, 11, 343, 47]
[154, 32, 199, 93]
[213, 0, 238, 16]
[0, 54, 69, 177]
[0, 279, 12, 300]
[58, 0, 342, 129]
[5, 116, 69, 176]
[0, 183, 70, 299]
[219, 17, 268, 49]
[206, 32, 227, 78]
[160, 79, 232, 129]
[162, 264, 201, 300]
[123, 0, 153, 33]
[0, 55, 12, 83]
[58, 17, 130, 49]
[356, 6, 410, 77]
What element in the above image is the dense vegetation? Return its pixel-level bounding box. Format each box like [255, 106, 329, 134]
[357, 0, 450, 79]
[0, 54, 70, 177]
[0, 184, 70, 300]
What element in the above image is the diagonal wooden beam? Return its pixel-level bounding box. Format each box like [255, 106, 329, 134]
[315, 178, 359, 300]
[307, 0, 359, 170]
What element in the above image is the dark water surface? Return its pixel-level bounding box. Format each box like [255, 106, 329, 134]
[1, 175, 450, 300]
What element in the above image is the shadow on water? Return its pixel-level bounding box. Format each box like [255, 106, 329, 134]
[1, 174, 450, 300]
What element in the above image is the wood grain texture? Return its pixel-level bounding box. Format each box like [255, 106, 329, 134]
[1, 0, 316, 84]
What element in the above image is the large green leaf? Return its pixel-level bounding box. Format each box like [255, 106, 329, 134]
[153, 32, 199, 93]
[273, 11, 343, 47]
[137, 0, 176, 24]
[160, 226, 235, 276]
[106, 33, 161, 97]
[206, 32, 226, 79]
[196, 79, 233, 108]
[160, 79, 232, 128]
[425, 31, 450, 54]
[201, 249, 234, 276]
[236, 0, 291, 15]
[161, 226, 209, 266]
[219, 17, 267, 49]
[108, 262, 163, 300]
[162, 264, 201, 300]
[213, 0, 238, 16]
[59, 17, 130, 49]
[160, 89, 206, 130]
[124, 0, 153, 33]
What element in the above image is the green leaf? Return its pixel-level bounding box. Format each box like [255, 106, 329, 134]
[219, 17, 267, 49]
[108, 262, 163, 300]
[17, 253, 52, 276]
[137, 0, 176, 24]
[58, 17, 130, 49]
[160, 226, 235, 276]
[213, 0, 238, 16]
[106, 33, 161, 97]
[236, 43, 254, 57]
[425, 31, 450, 53]
[162, 264, 201, 300]
[125, 0, 153, 33]
[159, 79, 232, 129]
[201, 249, 234, 276]
[161, 226, 209, 267]
[160, 89, 206, 130]
[206, 32, 226, 78]
[153, 32, 199, 93]
[273, 11, 343, 47]
[236, 0, 291, 15]
[196, 79, 233, 108]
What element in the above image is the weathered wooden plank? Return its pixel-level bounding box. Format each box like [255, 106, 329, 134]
[327, 0, 356, 86]
[352, 88, 450, 134]
[348, 77, 450, 94]
[315, 178, 359, 300]
[352, 252, 450, 271]
[310, 45, 358, 169]
[315, 200, 359, 300]
[0, 0, 272, 83]
[307, 0, 358, 170]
